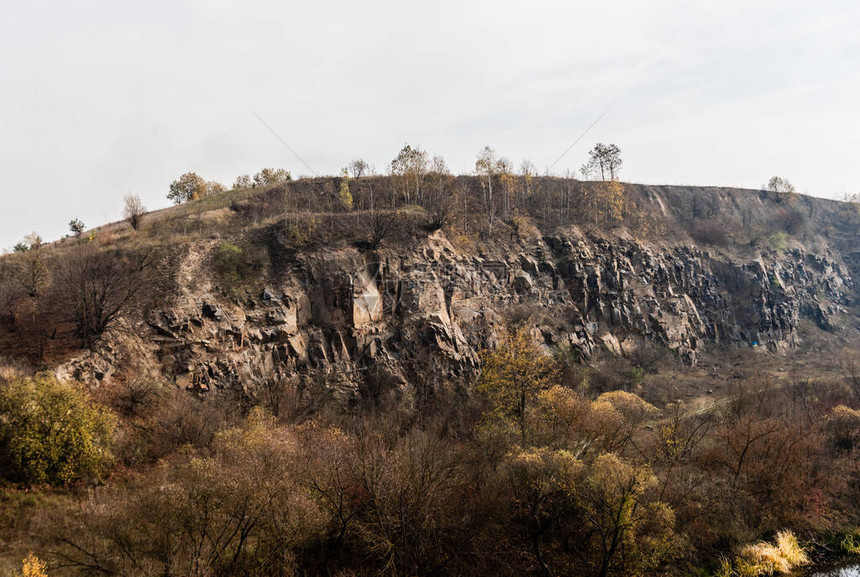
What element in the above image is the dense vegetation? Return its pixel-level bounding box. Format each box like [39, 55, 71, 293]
[3, 331, 860, 575]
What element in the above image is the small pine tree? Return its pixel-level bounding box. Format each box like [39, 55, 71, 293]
[68, 219, 85, 238]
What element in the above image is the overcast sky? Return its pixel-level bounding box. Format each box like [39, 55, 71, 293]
[1, 0, 859, 250]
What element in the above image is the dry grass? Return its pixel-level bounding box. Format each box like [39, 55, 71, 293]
[728, 531, 809, 577]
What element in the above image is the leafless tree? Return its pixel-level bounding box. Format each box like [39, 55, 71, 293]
[123, 194, 146, 230]
[348, 158, 373, 178]
[58, 245, 152, 349]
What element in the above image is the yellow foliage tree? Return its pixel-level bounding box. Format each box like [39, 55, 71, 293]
[477, 326, 561, 442]
[578, 453, 673, 577]
[0, 373, 115, 485]
[339, 168, 353, 211]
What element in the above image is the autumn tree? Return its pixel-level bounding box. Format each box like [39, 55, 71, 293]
[390, 143, 428, 206]
[475, 146, 500, 234]
[6, 241, 52, 359]
[58, 245, 152, 349]
[581, 143, 623, 181]
[504, 447, 583, 575]
[206, 180, 226, 196]
[765, 176, 796, 203]
[478, 326, 561, 442]
[167, 172, 207, 204]
[254, 167, 292, 187]
[18, 553, 49, 577]
[520, 159, 537, 197]
[576, 453, 674, 577]
[0, 373, 115, 486]
[338, 168, 353, 210]
[122, 194, 146, 230]
[233, 174, 253, 189]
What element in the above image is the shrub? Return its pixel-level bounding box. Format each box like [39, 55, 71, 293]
[690, 219, 729, 246]
[767, 231, 789, 251]
[122, 195, 146, 230]
[0, 373, 115, 485]
[214, 242, 244, 288]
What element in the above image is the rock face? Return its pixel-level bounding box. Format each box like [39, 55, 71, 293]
[95, 225, 850, 396]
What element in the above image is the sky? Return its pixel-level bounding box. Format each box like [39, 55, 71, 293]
[1, 0, 859, 250]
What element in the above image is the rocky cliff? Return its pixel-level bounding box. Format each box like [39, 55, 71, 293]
[59, 204, 855, 398]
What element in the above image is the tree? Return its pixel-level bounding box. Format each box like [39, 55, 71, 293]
[23, 232, 42, 251]
[426, 155, 454, 230]
[122, 195, 146, 231]
[254, 168, 292, 187]
[58, 245, 152, 349]
[520, 159, 537, 197]
[576, 453, 673, 577]
[206, 180, 226, 196]
[167, 172, 207, 204]
[765, 176, 796, 203]
[68, 218, 85, 238]
[338, 168, 353, 210]
[365, 210, 399, 250]
[475, 146, 499, 234]
[0, 373, 115, 485]
[348, 158, 373, 178]
[504, 447, 583, 576]
[233, 174, 253, 189]
[581, 143, 623, 181]
[390, 144, 428, 206]
[477, 326, 561, 442]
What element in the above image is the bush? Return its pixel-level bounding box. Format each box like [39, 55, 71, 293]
[767, 231, 789, 251]
[0, 373, 115, 485]
[214, 242, 244, 288]
[213, 242, 265, 294]
[689, 219, 729, 246]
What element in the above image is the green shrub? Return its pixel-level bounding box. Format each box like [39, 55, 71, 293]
[767, 231, 788, 251]
[0, 373, 115, 485]
[214, 242, 244, 289]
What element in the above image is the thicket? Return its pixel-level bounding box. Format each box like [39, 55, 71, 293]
[2, 330, 860, 576]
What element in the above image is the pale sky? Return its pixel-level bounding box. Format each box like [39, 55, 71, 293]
[2, 0, 859, 250]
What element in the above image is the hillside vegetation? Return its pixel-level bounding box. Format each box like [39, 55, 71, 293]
[2, 171, 860, 576]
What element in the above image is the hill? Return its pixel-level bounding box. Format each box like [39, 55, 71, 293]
[2, 176, 860, 576]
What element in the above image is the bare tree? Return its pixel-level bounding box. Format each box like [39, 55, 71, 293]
[123, 195, 146, 231]
[58, 245, 152, 349]
[348, 158, 373, 178]
[427, 155, 453, 230]
[366, 210, 399, 250]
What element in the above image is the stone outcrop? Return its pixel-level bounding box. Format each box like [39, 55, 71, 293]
[67, 225, 845, 396]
